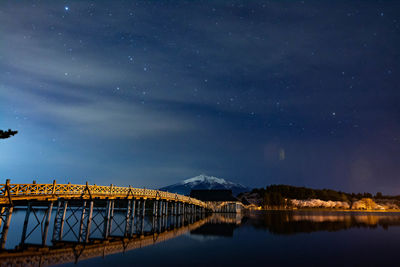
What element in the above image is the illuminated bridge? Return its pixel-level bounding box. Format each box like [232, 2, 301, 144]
[0, 179, 209, 252]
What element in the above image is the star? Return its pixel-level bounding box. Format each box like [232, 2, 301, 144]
[64, 6, 69, 11]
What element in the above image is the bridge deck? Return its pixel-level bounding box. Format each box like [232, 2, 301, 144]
[0, 181, 206, 207]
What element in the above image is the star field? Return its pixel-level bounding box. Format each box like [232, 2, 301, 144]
[0, 1, 399, 194]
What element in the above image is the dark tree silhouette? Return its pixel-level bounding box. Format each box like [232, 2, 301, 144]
[0, 129, 18, 139]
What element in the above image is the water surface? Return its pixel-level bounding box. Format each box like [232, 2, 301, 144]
[2, 210, 400, 266]
[58, 211, 400, 266]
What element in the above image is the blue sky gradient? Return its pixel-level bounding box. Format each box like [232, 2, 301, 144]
[1, 1, 399, 193]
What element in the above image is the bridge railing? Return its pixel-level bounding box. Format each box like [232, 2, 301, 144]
[0, 181, 206, 207]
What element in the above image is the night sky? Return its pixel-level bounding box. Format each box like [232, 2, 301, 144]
[1, 1, 399, 194]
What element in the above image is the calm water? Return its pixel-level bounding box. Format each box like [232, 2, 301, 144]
[1, 210, 400, 266]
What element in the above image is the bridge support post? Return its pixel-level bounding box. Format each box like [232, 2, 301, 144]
[135, 199, 141, 233]
[85, 200, 94, 242]
[137, 199, 146, 235]
[140, 212, 145, 236]
[165, 202, 168, 217]
[142, 199, 146, 218]
[60, 201, 68, 239]
[125, 199, 132, 236]
[152, 200, 157, 216]
[129, 199, 136, 236]
[52, 201, 62, 241]
[151, 214, 156, 233]
[53, 200, 68, 241]
[136, 200, 141, 217]
[158, 216, 162, 233]
[104, 199, 112, 239]
[0, 208, 3, 230]
[108, 200, 115, 236]
[158, 200, 162, 217]
[79, 201, 87, 242]
[42, 202, 53, 246]
[173, 212, 177, 228]
[21, 203, 31, 245]
[0, 206, 13, 249]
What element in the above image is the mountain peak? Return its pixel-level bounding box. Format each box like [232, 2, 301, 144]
[160, 174, 250, 196]
[183, 174, 227, 185]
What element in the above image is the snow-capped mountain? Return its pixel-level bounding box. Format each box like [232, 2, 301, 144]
[159, 174, 250, 196]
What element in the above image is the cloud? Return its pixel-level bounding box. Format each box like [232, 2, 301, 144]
[1, 85, 192, 138]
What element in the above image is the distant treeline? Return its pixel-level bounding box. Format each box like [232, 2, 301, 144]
[241, 184, 400, 207]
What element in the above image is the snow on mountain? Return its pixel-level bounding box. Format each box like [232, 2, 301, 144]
[159, 174, 250, 196]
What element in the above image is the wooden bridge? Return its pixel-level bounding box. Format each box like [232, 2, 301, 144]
[0, 180, 209, 251]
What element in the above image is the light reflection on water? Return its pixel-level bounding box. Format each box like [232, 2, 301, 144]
[1, 210, 400, 266]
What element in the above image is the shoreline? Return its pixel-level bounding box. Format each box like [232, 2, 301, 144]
[251, 208, 400, 213]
